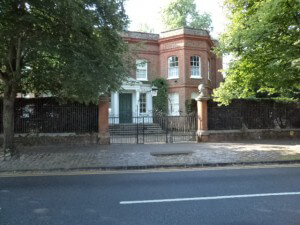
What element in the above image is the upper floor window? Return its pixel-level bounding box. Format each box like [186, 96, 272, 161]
[139, 93, 147, 114]
[168, 56, 179, 79]
[136, 59, 148, 81]
[190, 56, 201, 78]
[208, 59, 211, 81]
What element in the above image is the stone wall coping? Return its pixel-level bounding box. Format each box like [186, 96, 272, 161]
[0, 133, 97, 138]
[121, 27, 211, 41]
[207, 129, 300, 134]
[120, 31, 159, 40]
[160, 27, 210, 38]
[1, 129, 299, 138]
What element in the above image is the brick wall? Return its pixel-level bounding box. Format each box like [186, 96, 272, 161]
[123, 28, 223, 114]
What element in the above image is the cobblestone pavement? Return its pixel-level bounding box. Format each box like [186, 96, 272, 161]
[0, 140, 300, 172]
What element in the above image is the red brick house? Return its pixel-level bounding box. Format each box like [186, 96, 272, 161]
[109, 27, 223, 123]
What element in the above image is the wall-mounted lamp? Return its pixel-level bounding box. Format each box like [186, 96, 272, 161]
[151, 86, 158, 97]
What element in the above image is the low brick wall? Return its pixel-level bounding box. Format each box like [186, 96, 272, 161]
[0, 133, 99, 147]
[197, 129, 300, 142]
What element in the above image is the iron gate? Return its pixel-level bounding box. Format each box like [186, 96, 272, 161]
[109, 115, 197, 144]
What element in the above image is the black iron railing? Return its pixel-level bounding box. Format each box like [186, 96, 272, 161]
[109, 115, 197, 144]
[208, 100, 300, 130]
[0, 97, 98, 133]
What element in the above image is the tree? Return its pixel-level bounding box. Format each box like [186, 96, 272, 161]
[162, 0, 213, 31]
[214, 0, 300, 105]
[137, 23, 155, 33]
[0, 0, 129, 156]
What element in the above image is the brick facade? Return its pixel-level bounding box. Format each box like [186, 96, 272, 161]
[122, 27, 223, 114]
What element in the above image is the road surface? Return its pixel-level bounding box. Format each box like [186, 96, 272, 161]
[1, 166, 300, 225]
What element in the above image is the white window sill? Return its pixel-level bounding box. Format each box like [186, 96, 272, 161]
[167, 77, 179, 80]
[137, 79, 148, 81]
[139, 113, 148, 116]
[190, 76, 202, 79]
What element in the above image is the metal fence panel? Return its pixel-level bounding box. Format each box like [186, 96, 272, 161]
[0, 97, 98, 133]
[208, 100, 300, 130]
[109, 115, 197, 144]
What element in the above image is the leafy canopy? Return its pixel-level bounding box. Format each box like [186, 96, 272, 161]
[214, 0, 300, 105]
[162, 0, 213, 31]
[0, 0, 130, 103]
[137, 23, 155, 33]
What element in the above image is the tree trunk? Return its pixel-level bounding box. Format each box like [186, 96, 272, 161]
[2, 82, 16, 156]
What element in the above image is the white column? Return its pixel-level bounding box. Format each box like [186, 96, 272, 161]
[146, 92, 153, 123]
[136, 91, 140, 123]
[146, 92, 152, 115]
[111, 92, 119, 124]
[112, 92, 119, 117]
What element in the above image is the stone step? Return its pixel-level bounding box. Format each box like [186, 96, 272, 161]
[109, 124, 162, 129]
[109, 123, 165, 135]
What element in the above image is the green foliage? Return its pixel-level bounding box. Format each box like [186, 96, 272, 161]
[162, 0, 213, 31]
[137, 23, 155, 33]
[152, 78, 168, 113]
[214, 0, 300, 105]
[0, 0, 130, 103]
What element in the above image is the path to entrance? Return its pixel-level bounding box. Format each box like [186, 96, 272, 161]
[1, 140, 300, 172]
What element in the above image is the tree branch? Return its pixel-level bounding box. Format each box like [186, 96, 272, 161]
[0, 71, 8, 81]
[15, 37, 22, 79]
[286, 0, 300, 26]
[7, 44, 16, 78]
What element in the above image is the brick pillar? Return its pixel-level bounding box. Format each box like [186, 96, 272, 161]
[98, 96, 110, 145]
[196, 84, 210, 142]
[197, 99, 209, 142]
[197, 100, 208, 130]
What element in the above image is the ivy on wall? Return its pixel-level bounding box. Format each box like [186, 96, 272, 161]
[152, 78, 168, 114]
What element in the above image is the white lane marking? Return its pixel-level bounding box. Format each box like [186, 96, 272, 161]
[120, 192, 300, 205]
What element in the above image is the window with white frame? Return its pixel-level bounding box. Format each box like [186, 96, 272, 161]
[190, 56, 201, 78]
[168, 93, 180, 116]
[208, 59, 211, 81]
[139, 93, 147, 114]
[136, 59, 148, 81]
[168, 56, 179, 79]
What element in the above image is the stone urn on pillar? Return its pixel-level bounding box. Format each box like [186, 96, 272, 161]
[196, 84, 210, 142]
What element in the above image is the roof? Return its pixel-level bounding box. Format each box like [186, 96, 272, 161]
[121, 27, 212, 41]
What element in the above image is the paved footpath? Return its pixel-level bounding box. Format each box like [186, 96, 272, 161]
[0, 140, 300, 172]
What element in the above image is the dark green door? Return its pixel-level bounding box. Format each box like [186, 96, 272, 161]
[119, 93, 132, 123]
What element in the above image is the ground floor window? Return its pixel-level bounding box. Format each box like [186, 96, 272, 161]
[139, 93, 147, 114]
[168, 93, 180, 116]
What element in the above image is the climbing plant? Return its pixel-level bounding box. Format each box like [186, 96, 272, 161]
[152, 78, 168, 114]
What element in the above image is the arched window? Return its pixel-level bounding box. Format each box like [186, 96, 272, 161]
[168, 56, 179, 79]
[190, 56, 201, 78]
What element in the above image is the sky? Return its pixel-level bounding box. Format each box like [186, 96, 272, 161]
[124, 0, 228, 39]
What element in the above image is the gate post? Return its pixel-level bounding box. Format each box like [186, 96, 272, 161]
[98, 95, 110, 145]
[196, 84, 210, 142]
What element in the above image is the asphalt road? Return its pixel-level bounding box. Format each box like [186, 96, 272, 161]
[1, 166, 300, 225]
